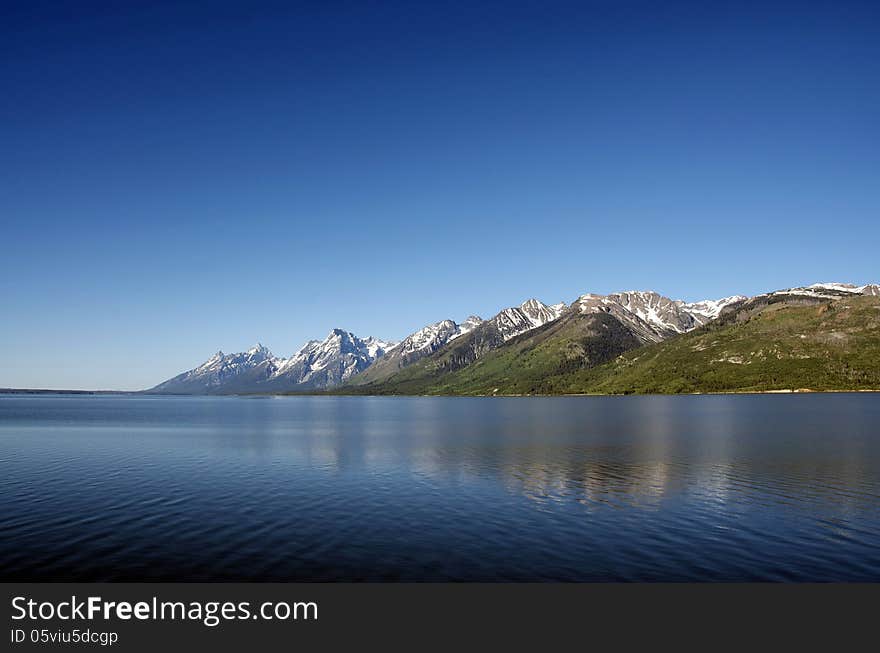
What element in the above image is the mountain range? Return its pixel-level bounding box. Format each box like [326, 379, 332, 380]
[150, 330, 396, 394]
[148, 282, 880, 395]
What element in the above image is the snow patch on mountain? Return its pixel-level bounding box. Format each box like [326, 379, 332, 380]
[452, 315, 484, 339]
[151, 282, 875, 394]
[680, 295, 747, 323]
[492, 298, 567, 341]
[150, 343, 279, 393]
[576, 290, 745, 342]
[770, 282, 880, 299]
[271, 329, 396, 385]
[395, 320, 461, 356]
[151, 330, 397, 393]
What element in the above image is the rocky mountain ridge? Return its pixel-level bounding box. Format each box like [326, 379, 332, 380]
[148, 282, 876, 394]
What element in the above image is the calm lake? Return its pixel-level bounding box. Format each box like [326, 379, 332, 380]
[1, 393, 878, 581]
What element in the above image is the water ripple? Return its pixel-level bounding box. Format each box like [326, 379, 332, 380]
[1, 393, 879, 581]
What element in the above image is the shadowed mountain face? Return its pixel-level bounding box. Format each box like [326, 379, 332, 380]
[342, 309, 646, 396]
[340, 284, 880, 396]
[349, 299, 567, 387]
[563, 293, 880, 395]
[150, 297, 572, 394]
[348, 316, 483, 386]
[572, 291, 745, 342]
[340, 291, 745, 394]
[149, 282, 879, 395]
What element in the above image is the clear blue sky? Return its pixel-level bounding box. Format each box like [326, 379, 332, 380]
[2, 0, 878, 390]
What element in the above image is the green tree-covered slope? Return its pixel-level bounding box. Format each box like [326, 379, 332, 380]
[550, 295, 880, 394]
[341, 295, 880, 395]
[340, 311, 643, 395]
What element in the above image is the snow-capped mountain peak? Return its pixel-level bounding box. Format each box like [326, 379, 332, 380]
[612, 291, 682, 329]
[491, 298, 566, 341]
[151, 329, 396, 394]
[770, 282, 880, 299]
[245, 343, 271, 357]
[806, 282, 880, 296]
[385, 315, 486, 362]
[454, 315, 484, 338]
[519, 298, 567, 326]
[362, 335, 398, 359]
[576, 289, 745, 342]
[152, 281, 877, 395]
[808, 282, 861, 293]
[348, 315, 485, 381]
[396, 320, 460, 356]
[279, 329, 396, 379]
[679, 295, 747, 322]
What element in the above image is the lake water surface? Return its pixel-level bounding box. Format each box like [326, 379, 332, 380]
[1, 393, 878, 581]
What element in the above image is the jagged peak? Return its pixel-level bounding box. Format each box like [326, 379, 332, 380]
[519, 297, 547, 310]
[518, 297, 567, 313]
[152, 281, 878, 395]
[487, 297, 566, 341]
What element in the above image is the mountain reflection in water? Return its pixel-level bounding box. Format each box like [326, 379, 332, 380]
[1, 394, 878, 581]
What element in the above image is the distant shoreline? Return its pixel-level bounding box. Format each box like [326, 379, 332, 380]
[0, 388, 135, 396]
[3, 388, 879, 397]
